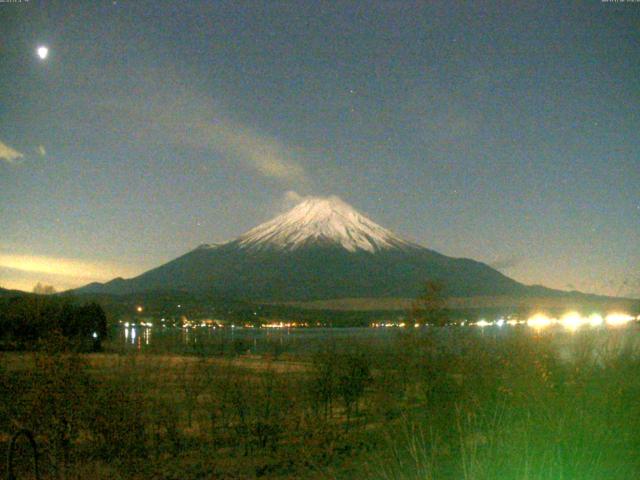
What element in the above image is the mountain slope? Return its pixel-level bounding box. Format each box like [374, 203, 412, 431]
[75, 196, 539, 301]
[0, 287, 27, 297]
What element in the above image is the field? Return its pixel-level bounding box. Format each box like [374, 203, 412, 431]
[2, 325, 640, 479]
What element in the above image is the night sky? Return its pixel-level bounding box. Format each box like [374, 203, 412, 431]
[1, 1, 638, 297]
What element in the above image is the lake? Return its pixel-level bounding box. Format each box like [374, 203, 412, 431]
[110, 319, 640, 360]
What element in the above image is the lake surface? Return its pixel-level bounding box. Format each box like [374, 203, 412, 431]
[110, 321, 640, 359]
[115, 324, 409, 355]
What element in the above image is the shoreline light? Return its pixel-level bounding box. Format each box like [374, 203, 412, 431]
[605, 313, 634, 327]
[588, 313, 604, 327]
[475, 319, 492, 328]
[559, 311, 583, 332]
[527, 313, 553, 330]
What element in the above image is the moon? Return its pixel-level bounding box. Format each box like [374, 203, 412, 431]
[37, 46, 49, 60]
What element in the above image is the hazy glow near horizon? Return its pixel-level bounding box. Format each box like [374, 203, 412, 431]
[0, 253, 144, 290]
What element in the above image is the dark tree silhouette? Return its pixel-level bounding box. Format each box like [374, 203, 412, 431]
[410, 280, 449, 326]
[0, 296, 108, 351]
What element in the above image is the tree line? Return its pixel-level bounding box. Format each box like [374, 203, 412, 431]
[0, 294, 107, 351]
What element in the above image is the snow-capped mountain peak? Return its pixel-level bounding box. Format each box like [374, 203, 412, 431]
[235, 196, 413, 252]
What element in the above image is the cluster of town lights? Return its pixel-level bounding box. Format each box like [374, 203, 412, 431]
[371, 322, 421, 328]
[262, 321, 308, 328]
[122, 318, 315, 330]
[371, 312, 637, 330]
[126, 303, 636, 332]
[472, 312, 636, 331]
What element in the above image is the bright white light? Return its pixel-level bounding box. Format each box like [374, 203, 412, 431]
[527, 313, 553, 330]
[92, 332, 98, 339]
[475, 319, 492, 328]
[560, 311, 583, 332]
[588, 314, 604, 327]
[605, 313, 634, 327]
[37, 46, 49, 60]
[496, 319, 505, 327]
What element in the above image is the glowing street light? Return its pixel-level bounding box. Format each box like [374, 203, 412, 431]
[588, 313, 604, 327]
[559, 312, 583, 332]
[605, 313, 634, 327]
[527, 313, 553, 330]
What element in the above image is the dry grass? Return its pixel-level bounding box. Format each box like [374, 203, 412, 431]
[2, 327, 640, 479]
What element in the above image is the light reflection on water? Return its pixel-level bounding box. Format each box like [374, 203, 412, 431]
[114, 321, 640, 358]
[122, 326, 151, 349]
[116, 325, 386, 354]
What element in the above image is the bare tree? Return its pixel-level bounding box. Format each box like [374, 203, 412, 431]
[410, 280, 449, 327]
[33, 282, 57, 295]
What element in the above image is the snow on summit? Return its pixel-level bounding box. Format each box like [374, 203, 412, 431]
[236, 196, 413, 252]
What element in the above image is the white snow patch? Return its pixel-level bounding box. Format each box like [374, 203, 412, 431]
[236, 196, 414, 253]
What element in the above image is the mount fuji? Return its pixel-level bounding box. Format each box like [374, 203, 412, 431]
[75, 196, 541, 301]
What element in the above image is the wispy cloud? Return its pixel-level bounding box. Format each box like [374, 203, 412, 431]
[277, 190, 307, 211]
[283, 190, 304, 204]
[94, 87, 309, 186]
[0, 140, 24, 164]
[185, 118, 308, 184]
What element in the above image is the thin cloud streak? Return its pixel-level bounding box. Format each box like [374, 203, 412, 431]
[186, 118, 308, 184]
[0, 140, 24, 164]
[93, 88, 310, 186]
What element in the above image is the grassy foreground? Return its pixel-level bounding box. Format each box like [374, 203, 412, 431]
[1, 326, 640, 479]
